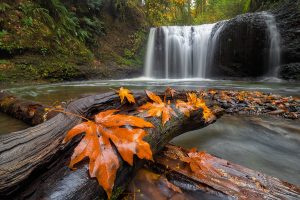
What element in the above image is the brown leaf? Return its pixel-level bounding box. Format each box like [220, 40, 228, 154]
[165, 87, 176, 97]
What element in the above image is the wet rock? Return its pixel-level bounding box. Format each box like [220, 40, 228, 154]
[268, 109, 285, 115]
[208, 13, 269, 78]
[278, 63, 300, 80]
[208, 0, 300, 80]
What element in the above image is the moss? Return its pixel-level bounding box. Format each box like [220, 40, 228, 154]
[0, 0, 147, 84]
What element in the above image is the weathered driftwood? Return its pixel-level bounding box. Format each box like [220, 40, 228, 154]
[0, 91, 218, 199]
[145, 145, 300, 200]
[0, 91, 56, 125]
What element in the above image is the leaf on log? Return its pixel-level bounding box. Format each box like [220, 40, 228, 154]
[138, 90, 177, 126]
[63, 110, 154, 198]
[117, 87, 135, 104]
[176, 92, 215, 122]
[165, 87, 176, 98]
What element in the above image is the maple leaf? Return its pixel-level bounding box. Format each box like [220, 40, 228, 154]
[165, 87, 176, 98]
[64, 110, 154, 198]
[176, 93, 214, 122]
[138, 90, 177, 126]
[181, 149, 222, 178]
[117, 87, 135, 104]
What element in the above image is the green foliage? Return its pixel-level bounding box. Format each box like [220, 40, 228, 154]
[0, 30, 8, 38]
[19, 1, 55, 28]
[21, 17, 33, 27]
[144, 0, 272, 25]
[0, 3, 10, 12]
[243, 0, 252, 13]
[0, 59, 9, 65]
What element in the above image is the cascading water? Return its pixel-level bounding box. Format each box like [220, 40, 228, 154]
[263, 12, 281, 77]
[144, 24, 216, 79]
[144, 13, 281, 79]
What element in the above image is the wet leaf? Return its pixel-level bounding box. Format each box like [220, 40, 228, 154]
[165, 87, 176, 98]
[139, 90, 177, 126]
[64, 110, 154, 198]
[176, 93, 215, 122]
[182, 149, 222, 178]
[118, 87, 135, 104]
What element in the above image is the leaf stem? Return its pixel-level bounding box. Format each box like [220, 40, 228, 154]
[51, 109, 90, 121]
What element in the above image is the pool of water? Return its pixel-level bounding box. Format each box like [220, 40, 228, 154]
[0, 113, 29, 134]
[171, 114, 300, 186]
[2, 78, 300, 104]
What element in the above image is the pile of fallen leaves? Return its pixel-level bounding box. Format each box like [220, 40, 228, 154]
[63, 87, 213, 198]
[202, 90, 300, 119]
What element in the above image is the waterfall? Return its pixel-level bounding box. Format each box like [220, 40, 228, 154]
[208, 21, 227, 72]
[144, 28, 156, 77]
[263, 12, 281, 77]
[144, 13, 281, 79]
[144, 24, 216, 79]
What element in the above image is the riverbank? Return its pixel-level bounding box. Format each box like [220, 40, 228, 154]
[0, 0, 147, 85]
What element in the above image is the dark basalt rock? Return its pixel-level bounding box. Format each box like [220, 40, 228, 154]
[208, 13, 269, 78]
[208, 0, 300, 80]
[279, 63, 300, 80]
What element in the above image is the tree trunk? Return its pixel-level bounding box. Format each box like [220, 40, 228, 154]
[144, 144, 300, 200]
[0, 91, 219, 199]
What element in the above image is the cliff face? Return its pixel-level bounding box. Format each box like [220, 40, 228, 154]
[207, 0, 300, 80]
[0, 0, 147, 84]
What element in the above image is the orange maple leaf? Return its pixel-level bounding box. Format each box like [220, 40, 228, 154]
[182, 149, 222, 178]
[176, 93, 214, 122]
[63, 110, 154, 198]
[138, 90, 177, 126]
[117, 87, 135, 104]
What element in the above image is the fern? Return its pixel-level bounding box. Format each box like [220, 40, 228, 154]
[0, 3, 10, 12]
[19, 2, 55, 29]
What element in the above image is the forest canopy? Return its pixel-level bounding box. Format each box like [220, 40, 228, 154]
[143, 0, 285, 26]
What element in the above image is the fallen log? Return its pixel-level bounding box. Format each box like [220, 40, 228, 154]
[0, 91, 219, 199]
[143, 145, 300, 200]
[0, 91, 56, 125]
[1, 90, 299, 199]
[1, 89, 299, 126]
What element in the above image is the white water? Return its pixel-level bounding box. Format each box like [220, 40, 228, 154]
[144, 24, 216, 79]
[263, 12, 281, 77]
[144, 29, 156, 77]
[144, 13, 281, 79]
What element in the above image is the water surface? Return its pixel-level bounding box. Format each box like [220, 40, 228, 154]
[3, 78, 300, 104]
[172, 115, 300, 186]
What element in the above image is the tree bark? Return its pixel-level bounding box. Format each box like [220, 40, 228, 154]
[144, 144, 300, 200]
[0, 91, 219, 199]
[0, 91, 56, 125]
